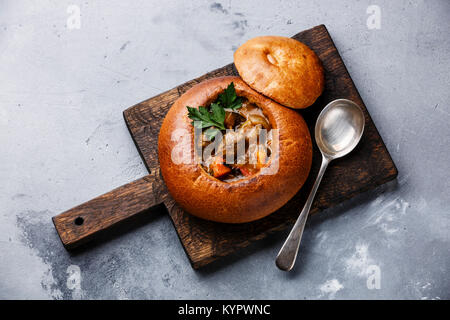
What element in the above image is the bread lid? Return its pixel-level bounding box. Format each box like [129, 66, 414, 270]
[234, 36, 324, 109]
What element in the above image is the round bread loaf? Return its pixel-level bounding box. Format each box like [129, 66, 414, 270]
[158, 76, 312, 223]
[234, 36, 324, 109]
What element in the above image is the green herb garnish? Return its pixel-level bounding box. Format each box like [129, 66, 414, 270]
[218, 82, 242, 110]
[187, 104, 225, 130]
[203, 127, 222, 141]
[187, 82, 242, 140]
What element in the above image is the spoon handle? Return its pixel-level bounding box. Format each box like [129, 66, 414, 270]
[276, 155, 330, 271]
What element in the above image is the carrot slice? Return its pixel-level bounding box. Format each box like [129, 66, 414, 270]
[210, 157, 231, 178]
[239, 166, 255, 177]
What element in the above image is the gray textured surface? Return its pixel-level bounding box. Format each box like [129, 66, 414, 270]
[1, 0, 449, 300]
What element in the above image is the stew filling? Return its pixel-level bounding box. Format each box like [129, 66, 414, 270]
[187, 82, 272, 182]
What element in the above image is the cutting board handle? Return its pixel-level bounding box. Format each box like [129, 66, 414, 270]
[52, 173, 166, 249]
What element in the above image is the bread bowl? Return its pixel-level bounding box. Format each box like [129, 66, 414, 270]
[158, 76, 312, 223]
[234, 36, 324, 109]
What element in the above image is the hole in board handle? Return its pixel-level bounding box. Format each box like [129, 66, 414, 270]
[74, 217, 84, 226]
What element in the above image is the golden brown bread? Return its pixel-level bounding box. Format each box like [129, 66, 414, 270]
[158, 76, 312, 223]
[234, 36, 324, 109]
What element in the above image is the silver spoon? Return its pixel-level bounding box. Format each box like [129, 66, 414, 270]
[276, 99, 365, 271]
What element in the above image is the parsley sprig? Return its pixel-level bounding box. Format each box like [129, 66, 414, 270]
[187, 82, 242, 140]
[218, 82, 243, 110]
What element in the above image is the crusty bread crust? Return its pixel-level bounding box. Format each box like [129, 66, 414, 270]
[158, 76, 312, 223]
[234, 36, 324, 109]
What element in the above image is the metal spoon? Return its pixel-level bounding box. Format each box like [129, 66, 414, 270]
[276, 99, 365, 271]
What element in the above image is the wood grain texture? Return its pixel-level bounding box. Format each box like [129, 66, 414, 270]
[53, 170, 166, 249]
[123, 24, 398, 269]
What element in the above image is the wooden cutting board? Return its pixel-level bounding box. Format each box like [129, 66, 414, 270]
[53, 24, 397, 269]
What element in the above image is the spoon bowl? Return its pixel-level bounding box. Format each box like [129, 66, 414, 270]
[315, 99, 365, 159]
[276, 99, 365, 271]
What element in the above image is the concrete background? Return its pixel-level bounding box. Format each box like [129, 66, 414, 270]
[0, 0, 449, 300]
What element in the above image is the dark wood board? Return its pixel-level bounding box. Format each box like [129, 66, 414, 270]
[123, 24, 398, 269]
